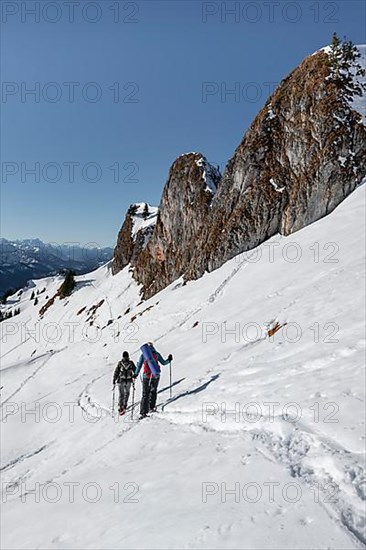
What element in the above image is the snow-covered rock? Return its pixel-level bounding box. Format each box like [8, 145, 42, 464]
[130, 203, 159, 238]
[111, 203, 158, 275]
[113, 154, 221, 297]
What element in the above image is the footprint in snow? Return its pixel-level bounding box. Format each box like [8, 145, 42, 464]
[299, 517, 313, 526]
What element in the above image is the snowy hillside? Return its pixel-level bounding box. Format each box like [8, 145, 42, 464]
[1, 184, 365, 549]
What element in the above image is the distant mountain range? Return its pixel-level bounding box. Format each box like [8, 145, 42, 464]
[0, 238, 113, 295]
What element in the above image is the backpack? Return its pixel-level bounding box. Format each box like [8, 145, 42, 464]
[117, 359, 134, 382]
[143, 351, 160, 378]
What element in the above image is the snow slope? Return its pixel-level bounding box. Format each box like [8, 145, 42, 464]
[130, 203, 158, 238]
[1, 185, 365, 550]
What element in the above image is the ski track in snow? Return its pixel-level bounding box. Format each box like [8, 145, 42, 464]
[72, 306, 366, 548]
[1, 186, 365, 549]
[0, 315, 34, 359]
[150, 407, 366, 547]
[75, 255, 253, 417]
[149, 250, 252, 346]
[0, 349, 64, 417]
[153, 390, 366, 548]
[0, 444, 50, 474]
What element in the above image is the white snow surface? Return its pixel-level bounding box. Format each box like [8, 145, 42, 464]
[269, 178, 285, 193]
[267, 104, 276, 120]
[1, 186, 366, 549]
[313, 45, 332, 56]
[339, 156, 347, 168]
[130, 203, 158, 238]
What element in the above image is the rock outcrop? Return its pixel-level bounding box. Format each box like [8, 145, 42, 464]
[132, 154, 221, 297]
[112, 43, 366, 298]
[111, 203, 158, 275]
[187, 47, 366, 278]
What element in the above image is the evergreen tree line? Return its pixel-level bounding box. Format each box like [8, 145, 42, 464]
[0, 307, 20, 322]
[328, 33, 366, 100]
[128, 203, 150, 220]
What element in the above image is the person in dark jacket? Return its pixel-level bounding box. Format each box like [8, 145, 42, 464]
[113, 351, 136, 415]
[134, 342, 173, 418]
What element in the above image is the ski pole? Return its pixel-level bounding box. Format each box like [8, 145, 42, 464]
[131, 381, 135, 420]
[111, 384, 116, 418]
[169, 360, 172, 399]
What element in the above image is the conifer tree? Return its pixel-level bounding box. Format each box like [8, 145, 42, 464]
[328, 32, 366, 100]
[59, 270, 76, 298]
[128, 204, 138, 216]
[142, 203, 150, 220]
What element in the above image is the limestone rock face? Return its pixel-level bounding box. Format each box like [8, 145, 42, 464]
[111, 214, 134, 275]
[132, 153, 221, 297]
[112, 45, 366, 298]
[187, 49, 366, 278]
[111, 203, 158, 275]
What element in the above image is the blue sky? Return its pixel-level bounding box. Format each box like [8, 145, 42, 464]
[1, 0, 365, 247]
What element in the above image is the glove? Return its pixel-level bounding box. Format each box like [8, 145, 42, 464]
[168, 354, 173, 361]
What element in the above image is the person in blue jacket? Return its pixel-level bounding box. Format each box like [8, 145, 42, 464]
[134, 342, 172, 418]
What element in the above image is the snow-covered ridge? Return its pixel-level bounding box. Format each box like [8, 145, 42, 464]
[0, 238, 113, 296]
[129, 202, 158, 238]
[1, 185, 365, 549]
[312, 45, 332, 56]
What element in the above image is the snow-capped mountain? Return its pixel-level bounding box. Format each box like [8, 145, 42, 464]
[0, 238, 113, 297]
[1, 184, 365, 549]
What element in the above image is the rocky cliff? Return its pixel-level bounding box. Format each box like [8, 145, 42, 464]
[187, 45, 366, 278]
[131, 154, 221, 297]
[111, 203, 158, 275]
[112, 42, 366, 298]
